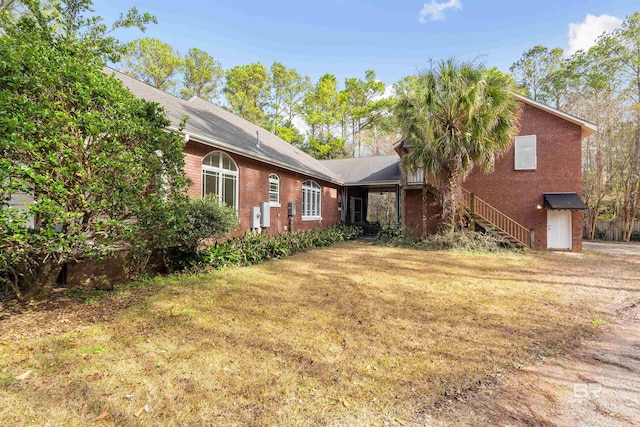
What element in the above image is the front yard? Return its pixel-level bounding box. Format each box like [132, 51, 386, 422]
[1, 241, 638, 425]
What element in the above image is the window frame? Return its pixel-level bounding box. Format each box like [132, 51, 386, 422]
[514, 135, 537, 171]
[201, 151, 239, 211]
[301, 180, 321, 221]
[268, 173, 280, 206]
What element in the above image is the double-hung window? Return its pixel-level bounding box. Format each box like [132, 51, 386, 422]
[269, 174, 280, 205]
[301, 180, 321, 220]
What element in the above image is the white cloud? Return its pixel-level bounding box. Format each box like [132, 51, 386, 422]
[419, 0, 462, 23]
[292, 116, 310, 135]
[382, 84, 395, 99]
[567, 14, 622, 55]
[373, 84, 395, 102]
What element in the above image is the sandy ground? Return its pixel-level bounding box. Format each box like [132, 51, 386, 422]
[583, 240, 640, 257]
[435, 243, 640, 426]
[447, 304, 640, 426]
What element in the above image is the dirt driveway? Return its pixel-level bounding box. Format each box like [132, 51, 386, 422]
[583, 240, 640, 257]
[439, 242, 640, 426]
[453, 304, 640, 426]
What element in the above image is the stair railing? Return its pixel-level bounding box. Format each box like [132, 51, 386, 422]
[461, 188, 532, 248]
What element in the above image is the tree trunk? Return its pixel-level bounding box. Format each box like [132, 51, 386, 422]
[623, 109, 640, 241]
[589, 130, 604, 240]
[21, 256, 62, 301]
[587, 207, 598, 240]
[439, 168, 462, 235]
[422, 174, 429, 239]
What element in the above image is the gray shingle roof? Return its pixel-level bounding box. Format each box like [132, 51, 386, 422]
[321, 155, 401, 185]
[106, 67, 342, 184]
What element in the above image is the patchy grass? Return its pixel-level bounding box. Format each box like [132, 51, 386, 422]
[1, 241, 639, 425]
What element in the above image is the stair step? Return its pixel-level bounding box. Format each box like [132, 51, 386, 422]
[467, 215, 527, 248]
[460, 189, 531, 249]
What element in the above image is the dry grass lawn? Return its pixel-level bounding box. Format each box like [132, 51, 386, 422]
[1, 241, 639, 426]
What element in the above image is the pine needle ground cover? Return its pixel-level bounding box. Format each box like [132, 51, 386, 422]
[1, 241, 638, 425]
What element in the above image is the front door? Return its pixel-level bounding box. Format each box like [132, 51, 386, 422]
[547, 210, 572, 249]
[350, 197, 363, 223]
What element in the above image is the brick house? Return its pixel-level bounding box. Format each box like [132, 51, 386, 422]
[114, 69, 343, 235]
[320, 95, 596, 251]
[115, 70, 596, 251]
[394, 94, 595, 251]
[3, 70, 596, 288]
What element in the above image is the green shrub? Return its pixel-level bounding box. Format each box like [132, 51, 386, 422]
[193, 224, 363, 270]
[594, 227, 607, 241]
[172, 195, 239, 252]
[376, 227, 421, 247]
[376, 227, 403, 240]
[146, 196, 239, 272]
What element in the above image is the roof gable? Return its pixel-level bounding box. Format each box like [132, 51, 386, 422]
[512, 93, 597, 138]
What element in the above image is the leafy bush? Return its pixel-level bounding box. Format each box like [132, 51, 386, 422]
[594, 227, 607, 241]
[375, 227, 422, 247]
[143, 196, 239, 272]
[376, 229, 509, 252]
[376, 227, 403, 240]
[0, 5, 184, 300]
[631, 230, 640, 242]
[192, 224, 363, 270]
[172, 196, 239, 252]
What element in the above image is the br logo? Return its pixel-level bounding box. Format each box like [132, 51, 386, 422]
[573, 383, 602, 398]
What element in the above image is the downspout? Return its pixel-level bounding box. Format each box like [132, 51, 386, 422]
[396, 184, 402, 227]
[400, 163, 407, 230]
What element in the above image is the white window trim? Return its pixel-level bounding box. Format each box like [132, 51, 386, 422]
[514, 135, 537, 170]
[301, 180, 322, 221]
[268, 173, 280, 206]
[202, 151, 239, 211]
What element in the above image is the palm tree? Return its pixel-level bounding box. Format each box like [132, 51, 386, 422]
[395, 59, 521, 235]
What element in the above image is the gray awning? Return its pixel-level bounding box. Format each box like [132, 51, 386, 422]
[544, 193, 588, 210]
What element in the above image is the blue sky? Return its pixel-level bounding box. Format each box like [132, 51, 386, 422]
[93, 0, 637, 87]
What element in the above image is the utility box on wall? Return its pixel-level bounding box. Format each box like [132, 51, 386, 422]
[260, 201, 270, 227]
[287, 201, 296, 216]
[251, 206, 261, 229]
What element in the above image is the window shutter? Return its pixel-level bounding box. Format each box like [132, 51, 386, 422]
[514, 135, 537, 170]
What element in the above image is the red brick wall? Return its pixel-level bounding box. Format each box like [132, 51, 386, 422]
[184, 140, 341, 236]
[463, 103, 583, 250]
[402, 103, 584, 250]
[67, 142, 342, 287]
[65, 252, 129, 290]
[404, 189, 439, 236]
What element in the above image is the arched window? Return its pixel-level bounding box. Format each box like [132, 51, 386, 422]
[268, 174, 280, 204]
[202, 151, 238, 210]
[301, 180, 321, 220]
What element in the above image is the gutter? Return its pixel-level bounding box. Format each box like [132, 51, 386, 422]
[341, 180, 401, 187]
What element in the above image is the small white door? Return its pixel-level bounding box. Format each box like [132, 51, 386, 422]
[547, 210, 572, 249]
